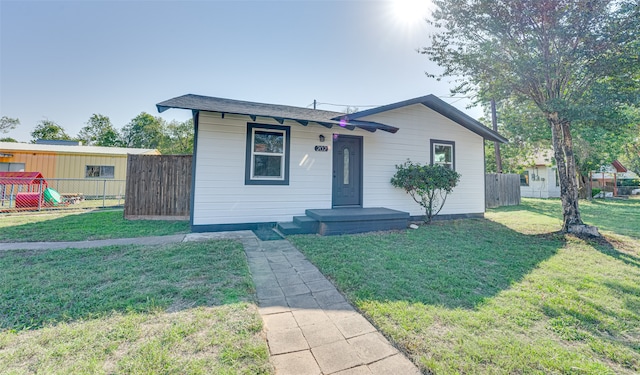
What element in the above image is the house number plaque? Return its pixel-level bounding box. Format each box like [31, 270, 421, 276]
[315, 145, 329, 152]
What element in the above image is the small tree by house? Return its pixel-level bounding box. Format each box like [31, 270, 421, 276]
[391, 160, 461, 224]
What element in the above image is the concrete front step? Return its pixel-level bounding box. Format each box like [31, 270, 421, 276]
[276, 221, 315, 235]
[293, 215, 319, 233]
[277, 207, 410, 236]
[306, 207, 409, 236]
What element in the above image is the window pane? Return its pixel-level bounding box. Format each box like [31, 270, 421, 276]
[86, 165, 114, 178]
[434, 145, 451, 163]
[254, 131, 283, 153]
[10, 163, 25, 172]
[254, 155, 282, 177]
[0, 163, 24, 172]
[343, 148, 350, 185]
[520, 171, 529, 186]
[86, 166, 100, 178]
[101, 166, 115, 178]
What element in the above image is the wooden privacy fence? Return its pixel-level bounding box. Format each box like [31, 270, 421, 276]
[125, 155, 192, 220]
[485, 173, 521, 208]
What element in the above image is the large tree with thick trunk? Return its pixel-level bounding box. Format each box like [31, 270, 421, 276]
[422, 0, 639, 234]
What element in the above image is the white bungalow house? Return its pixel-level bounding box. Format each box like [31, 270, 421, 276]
[156, 94, 508, 235]
[519, 151, 561, 199]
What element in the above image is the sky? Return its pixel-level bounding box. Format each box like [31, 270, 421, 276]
[1, 0, 480, 143]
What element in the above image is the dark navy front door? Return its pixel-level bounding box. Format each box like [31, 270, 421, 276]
[332, 135, 362, 207]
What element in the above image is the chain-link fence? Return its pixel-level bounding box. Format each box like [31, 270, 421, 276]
[0, 178, 126, 212]
[591, 178, 640, 198]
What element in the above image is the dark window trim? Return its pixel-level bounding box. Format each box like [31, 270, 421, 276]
[245, 123, 290, 185]
[189, 110, 199, 226]
[430, 139, 456, 171]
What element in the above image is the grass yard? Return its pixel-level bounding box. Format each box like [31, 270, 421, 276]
[290, 198, 640, 374]
[0, 209, 190, 242]
[0, 241, 271, 374]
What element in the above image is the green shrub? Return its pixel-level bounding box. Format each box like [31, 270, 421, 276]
[618, 178, 640, 187]
[591, 188, 602, 197]
[390, 160, 461, 223]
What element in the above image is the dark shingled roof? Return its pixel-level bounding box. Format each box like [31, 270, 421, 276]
[338, 94, 508, 143]
[156, 94, 508, 142]
[157, 94, 399, 133]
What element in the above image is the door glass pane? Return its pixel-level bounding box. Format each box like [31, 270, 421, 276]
[343, 148, 350, 185]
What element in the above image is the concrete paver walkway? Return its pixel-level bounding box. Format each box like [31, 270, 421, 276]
[230, 232, 420, 375]
[1, 230, 420, 374]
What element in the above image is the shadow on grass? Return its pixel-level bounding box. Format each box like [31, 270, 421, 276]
[0, 240, 254, 331]
[290, 219, 564, 310]
[589, 235, 640, 269]
[493, 198, 640, 239]
[0, 209, 190, 242]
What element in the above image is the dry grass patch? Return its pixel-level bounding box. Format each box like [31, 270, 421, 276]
[1, 304, 269, 375]
[0, 240, 272, 374]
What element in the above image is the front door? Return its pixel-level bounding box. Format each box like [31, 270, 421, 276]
[332, 135, 362, 207]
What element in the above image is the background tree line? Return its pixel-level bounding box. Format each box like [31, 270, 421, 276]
[483, 101, 640, 199]
[0, 113, 194, 155]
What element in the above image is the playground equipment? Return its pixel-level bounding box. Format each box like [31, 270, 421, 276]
[0, 171, 61, 209]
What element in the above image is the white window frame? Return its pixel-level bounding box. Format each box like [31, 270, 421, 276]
[245, 123, 291, 186]
[430, 140, 455, 170]
[250, 128, 286, 180]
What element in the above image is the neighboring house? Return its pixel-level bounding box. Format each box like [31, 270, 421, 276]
[591, 160, 640, 196]
[0, 142, 159, 196]
[519, 151, 561, 198]
[156, 94, 508, 234]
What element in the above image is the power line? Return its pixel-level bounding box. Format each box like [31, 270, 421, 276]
[307, 95, 474, 110]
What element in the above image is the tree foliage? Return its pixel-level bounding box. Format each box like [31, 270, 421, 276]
[0, 116, 19, 134]
[161, 119, 194, 154]
[78, 114, 121, 147]
[30, 120, 71, 142]
[391, 161, 461, 223]
[120, 112, 165, 149]
[484, 100, 639, 199]
[484, 100, 550, 174]
[422, 0, 639, 233]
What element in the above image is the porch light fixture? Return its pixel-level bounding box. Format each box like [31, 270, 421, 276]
[319, 134, 325, 142]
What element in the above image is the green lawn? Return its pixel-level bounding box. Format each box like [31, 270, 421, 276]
[0, 209, 190, 242]
[0, 241, 271, 374]
[290, 198, 640, 374]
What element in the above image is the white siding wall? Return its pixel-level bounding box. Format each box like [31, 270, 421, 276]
[194, 112, 354, 225]
[193, 104, 487, 225]
[359, 104, 485, 216]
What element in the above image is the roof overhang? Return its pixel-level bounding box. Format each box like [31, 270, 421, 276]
[157, 94, 399, 134]
[612, 160, 628, 173]
[339, 95, 508, 143]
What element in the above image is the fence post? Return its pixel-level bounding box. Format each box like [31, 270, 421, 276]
[38, 179, 43, 211]
[102, 179, 107, 207]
